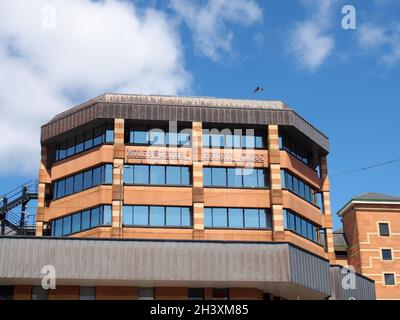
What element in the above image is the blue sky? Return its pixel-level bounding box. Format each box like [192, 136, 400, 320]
[1, 0, 400, 229]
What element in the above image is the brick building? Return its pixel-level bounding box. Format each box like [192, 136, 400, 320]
[0, 94, 374, 300]
[336, 192, 400, 300]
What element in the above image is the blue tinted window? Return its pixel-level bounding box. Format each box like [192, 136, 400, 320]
[178, 131, 190, 146]
[104, 164, 112, 184]
[72, 213, 81, 233]
[255, 135, 263, 148]
[149, 130, 165, 145]
[62, 216, 71, 235]
[166, 207, 180, 226]
[93, 126, 103, 146]
[105, 124, 114, 143]
[228, 208, 243, 228]
[150, 166, 165, 185]
[181, 167, 190, 185]
[133, 130, 148, 144]
[74, 173, 83, 193]
[295, 215, 302, 234]
[57, 180, 65, 198]
[103, 205, 112, 225]
[301, 219, 308, 237]
[213, 208, 227, 227]
[293, 176, 299, 194]
[123, 206, 133, 225]
[203, 167, 212, 186]
[91, 207, 100, 227]
[227, 168, 242, 187]
[54, 219, 63, 236]
[166, 132, 178, 146]
[244, 209, 259, 228]
[150, 206, 164, 226]
[92, 166, 102, 186]
[181, 208, 191, 227]
[134, 165, 149, 184]
[81, 210, 91, 230]
[58, 142, 67, 160]
[66, 138, 75, 157]
[210, 133, 224, 148]
[84, 130, 93, 150]
[134, 206, 148, 225]
[65, 177, 74, 196]
[260, 209, 269, 228]
[204, 208, 212, 227]
[75, 134, 84, 154]
[124, 165, 133, 184]
[83, 170, 92, 190]
[288, 212, 295, 230]
[212, 168, 226, 187]
[166, 166, 180, 185]
[243, 169, 258, 188]
[202, 133, 210, 147]
[257, 169, 266, 187]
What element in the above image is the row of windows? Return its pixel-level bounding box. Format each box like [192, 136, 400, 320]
[123, 205, 192, 227]
[126, 125, 191, 146]
[124, 165, 191, 186]
[202, 129, 265, 149]
[204, 167, 267, 188]
[53, 164, 113, 199]
[279, 132, 313, 167]
[51, 205, 112, 236]
[55, 124, 114, 161]
[283, 209, 320, 244]
[204, 207, 271, 229]
[281, 170, 319, 206]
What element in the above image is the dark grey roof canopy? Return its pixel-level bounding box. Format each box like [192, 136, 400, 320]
[41, 94, 329, 153]
[353, 192, 400, 202]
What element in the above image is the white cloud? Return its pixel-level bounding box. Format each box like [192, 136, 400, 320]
[0, 0, 190, 176]
[288, 0, 336, 71]
[170, 0, 263, 61]
[357, 23, 400, 65]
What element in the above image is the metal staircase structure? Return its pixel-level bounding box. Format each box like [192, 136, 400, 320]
[0, 180, 38, 235]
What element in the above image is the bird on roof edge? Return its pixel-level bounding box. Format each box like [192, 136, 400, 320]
[253, 86, 264, 94]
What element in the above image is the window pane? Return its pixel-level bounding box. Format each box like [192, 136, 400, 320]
[295, 216, 302, 234]
[263, 210, 271, 228]
[105, 124, 114, 143]
[166, 166, 180, 185]
[203, 167, 212, 186]
[71, 213, 81, 233]
[178, 131, 190, 147]
[81, 210, 91, 230]
[243, 169, 258, 187]
[83, 170, 92, 189]
[301, 219, 308, 237]
[379, 223, 390, 236]
[134, 165, 149, 184]
[62, 216, 71, 235]
[257, 169, 266, 187]
[299, 181, 305, 198]
[134, 206, 148, 225]
[54, 219, 63, 236]
[181, 167, 190, 185]
[211, 133, 223, 148]
[286, 173, 293, 190]
[150, 166, 165, 185]
[384, 274, 395, 285]
[283, 210, 288, 229]
[149, 130, 165, 145]
[66, 138, 75, 157]
[307, 222, 313, 240]
[124, 165, 134, 184]
[228, 208, 243, 228]
[103, 205, 112, 225]
[382, 249, 392, 260]
[31, 286, 48, 300]
[202, 132, 210, 147]
[92, 166, 102, 186]
[79, 287, 96, 300]
[91, 207, 100, 227]
[255, 135, 263, 148]
[65, 177, 74, 196]
[244, 209, 259, 228]
[133, 130, 148, 144]
[58, 141, 67, 160]
[84, 130, 93, 150]
[57, 180, 65, 198]
[166, 132, 178, 146]
[93, 126, 103, 146]
[123, 206, 133, 225]
[104, 164, 113, 184]
[138, 288, 154, 300]
[227, 168, 242, 187]
[181, 208, 191, 227]
[204, 208, 212, 227]
[166, 207, 180, 226]
[213, 208, 227, 227]
[293, 176, 299, 194]
[150, 206, 164, 226]
[188, 288, 204, 300]
[212, 168, 226, 187]
[233, 134, 241, 148]
[74, 173, 83, 193]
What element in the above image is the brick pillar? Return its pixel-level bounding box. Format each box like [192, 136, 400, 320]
[320, 155, 335, 262]
[36, 145, 51, 236]
[112, 119, 125, 238]
[268, 125, 284, 241]
[192, 122, 205, 240]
